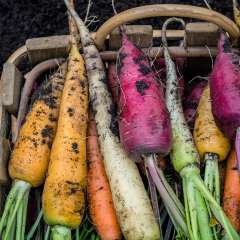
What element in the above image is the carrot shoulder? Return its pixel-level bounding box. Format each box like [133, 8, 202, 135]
[223, 147, 240, 232]
[87, 117, 121, 240]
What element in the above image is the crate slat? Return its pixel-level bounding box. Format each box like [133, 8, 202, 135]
[1, 62, 23, 115]
[109, 25, 153, 50]
[26, 35, 70, 65]
[186, 22, 220, 46]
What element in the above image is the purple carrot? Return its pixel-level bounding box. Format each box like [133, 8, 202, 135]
[210, 33, 240, 171]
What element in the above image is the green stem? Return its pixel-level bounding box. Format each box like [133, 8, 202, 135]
[76, 228, 80, 240]
[146, 155, 188, 237]
[192, 172, 239, 240]
[0, 181, 20, 233]
[183, 177, 194, 240]
[35, 189, 43, 240]
[21, 190, 29, 239]
[82, 226, 94, 240]
[186, 178, 199, 240]
[195, 191, 213, 240]
[26, 209, 43, 240]
[51, 225, 71, 240]
[3, 180, 31, 240]
[44, 225, 51, 240]
[181, 165, 216, 240]
[204, 153, 221, 239]
[90, 233, 95, 240]
[16, 200, 24, 240]
[4, 200, 16, 240]
[7, 217, 16, 240]
[155, 161, 185, 217]
[204, 153, 220, 204]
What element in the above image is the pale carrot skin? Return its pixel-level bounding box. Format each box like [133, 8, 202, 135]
[87, 117, 121, 240]
[9, 64, 67, 187]
[223, 147, 240, 232]
[43, 44, 88, 229]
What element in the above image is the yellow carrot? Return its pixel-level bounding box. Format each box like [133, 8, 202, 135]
[42, 43, 88, 240]
[194, 85, 231, 203]
[0, 64, 66, 240]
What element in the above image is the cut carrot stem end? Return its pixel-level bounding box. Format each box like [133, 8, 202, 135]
[51, 225, 71, 240]
[235, 127, 240, 173]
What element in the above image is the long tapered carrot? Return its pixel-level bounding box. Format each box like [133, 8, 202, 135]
[87, 116, 121, 240]
[42, 42, 88, 240]
[64, 1, 160, 239]
[223, 147, 240, 232]
[163, 18, 239, 240]
[0, 64, 66, 240]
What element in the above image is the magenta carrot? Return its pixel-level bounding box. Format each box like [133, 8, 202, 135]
[117, 35, 172, 158]
[115, 29, 188, 237]
[210, 32, 240, 170]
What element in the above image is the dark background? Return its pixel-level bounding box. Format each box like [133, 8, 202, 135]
[0, 0, 233, 67]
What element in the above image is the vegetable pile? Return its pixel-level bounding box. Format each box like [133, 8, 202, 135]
[1, 1, 240, 240]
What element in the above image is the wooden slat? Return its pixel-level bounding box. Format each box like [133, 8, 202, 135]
[186, 22, 220, 46]
[109, 25, 153, 50]
[100, 46, 218, 60]
[1, 62, 23, 114]
[0, 98, 9, 184]
[153, 30, 185, 39]
[26, 35, 70, 65]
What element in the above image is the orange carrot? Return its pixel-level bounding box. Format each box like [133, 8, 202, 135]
[42, 44, 88, 238]
[87, 117, 121, 240]
[0, 65, 66, 240]
[223, 147, 240, 232]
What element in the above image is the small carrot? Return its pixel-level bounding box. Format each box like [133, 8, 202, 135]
[87, 116, 121, 240]
[64, 1, 160, 239]
[194, 85, 231, 203]
[223, 147, 240, 232]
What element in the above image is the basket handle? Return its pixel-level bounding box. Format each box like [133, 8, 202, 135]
[94, 4, 240, 49]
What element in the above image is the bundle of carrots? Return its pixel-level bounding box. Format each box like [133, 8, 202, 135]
[1, 1, 240, 240]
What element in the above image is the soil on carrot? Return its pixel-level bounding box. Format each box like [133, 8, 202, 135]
[0, 0, 233, 69]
